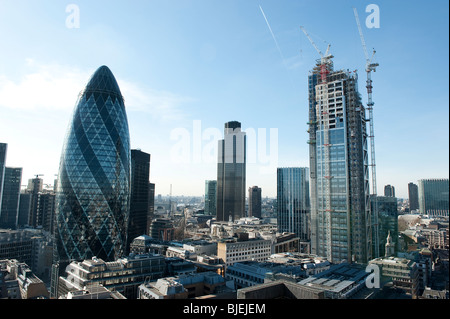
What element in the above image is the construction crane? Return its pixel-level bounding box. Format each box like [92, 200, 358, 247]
[300, 26, 333, 83]
[353, 7, 380, 259]
[300, 26, 333, 262]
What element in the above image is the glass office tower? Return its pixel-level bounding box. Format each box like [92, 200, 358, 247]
[308, 60, 371, 264]
[216, 121, 246, 222]
[418, 179, 449, 217]
[54, 65, 131, 264]
[205, 180, 217, 216]
[0, 167, 22, 229]
[0, 143, 7, 218]
[277, 168, 310, 241]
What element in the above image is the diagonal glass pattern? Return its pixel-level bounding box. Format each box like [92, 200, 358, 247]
[55, 66, 131, 263]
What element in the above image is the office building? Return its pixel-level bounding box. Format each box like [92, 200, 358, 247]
[204, 180, 217, 216]
[54, 65, 131, 265]
[248, 186, 262, 219]
[149, 218, 175, 241]
[57, 253, 165, 299]
[27, 176, 43, 228]
[277, 168, 310, 243]
[372, 196, 398, 257]
[408, 182, 419, 212]
[384, 184, 395, 197]
[217, 238, 272, 266]
[216, 121, 246, 222]
[0, 167, 22, 229]
[0, 143, 6, 218]
[418, 179, 449, 217]
[128, 149, 150, 252]
[308, 57, 371, 264]
[148, 182, 155, 230]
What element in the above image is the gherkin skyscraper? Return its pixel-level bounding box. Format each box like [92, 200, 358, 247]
[54, 65, 131, 265]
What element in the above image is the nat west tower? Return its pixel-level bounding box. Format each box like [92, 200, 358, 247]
[216, 121, 246, 222]
[308, 54, 371, 264]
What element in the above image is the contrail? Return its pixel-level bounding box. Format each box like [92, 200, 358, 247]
[259, 5, 286, 62]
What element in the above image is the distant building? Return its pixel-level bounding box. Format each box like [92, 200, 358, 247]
[148, 183, 155, 231]
[408, 182, 419, 211]
[277, 168, 310, 244]
[204, 180, 217, 216]
[418, 179, 449, 217]
[216, 121, 246, 222]
[248, 186, 262, 219]
[384, 184, 396, 197]
[0, 143, 7, 218]
[149, 218, 175, 241]
[0, 167, 22, 229]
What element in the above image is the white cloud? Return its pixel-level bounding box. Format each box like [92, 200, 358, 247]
[0, 59, 192, 121]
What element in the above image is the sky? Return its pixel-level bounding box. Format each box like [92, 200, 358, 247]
[0, 0, 448, 199]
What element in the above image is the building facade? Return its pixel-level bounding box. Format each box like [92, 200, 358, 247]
[204, 180, 217, 216]
[248, 186, 262, 219]
[308, 58, 371, 264]
[408, 182, 419, 212]
[216, 121, 246, 222]
[217, 238, 272, 266]
[128, 149, 150, 252]
[0, 143, 7, 219]
[418, 179, 449, 217]
[277, 168, 310, 243]
[54, 65, 131, 265]
[384, 184, 395, 197]
[0, 167, 22, 229]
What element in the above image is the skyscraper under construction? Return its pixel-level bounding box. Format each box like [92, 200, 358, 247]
[308, 54, 371, 264]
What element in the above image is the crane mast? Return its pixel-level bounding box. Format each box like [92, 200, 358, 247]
[353, 7, 380, 258]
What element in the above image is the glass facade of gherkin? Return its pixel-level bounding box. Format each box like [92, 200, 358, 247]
[55, 65, 131, 264]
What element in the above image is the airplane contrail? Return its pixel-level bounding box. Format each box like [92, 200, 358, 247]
[259, 5, 286, 62]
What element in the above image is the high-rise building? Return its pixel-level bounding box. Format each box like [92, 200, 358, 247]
[408, 182, 419, 212]
[216, 121, 246, 222]
[148, 182, 155, 233]
[128, 149, 150, 252]
[277, 168, 310, 243]
[384, 184, 395, 197]
[204, 180, 217, 216]
[0, 143, 7, 218]
[371, 196, 398, 257]
[54, 65, 131, 265]
[0, 167, 22, 229]
[418, 179, 449, 217]
[248, 186, 262, 219]
[308, 58, 371, 264]
[27, 177, 43, 228]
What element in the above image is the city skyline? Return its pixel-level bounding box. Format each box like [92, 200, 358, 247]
[0, 1, 448, 199]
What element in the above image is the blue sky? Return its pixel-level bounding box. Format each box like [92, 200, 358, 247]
[0, 0, 448, 198]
